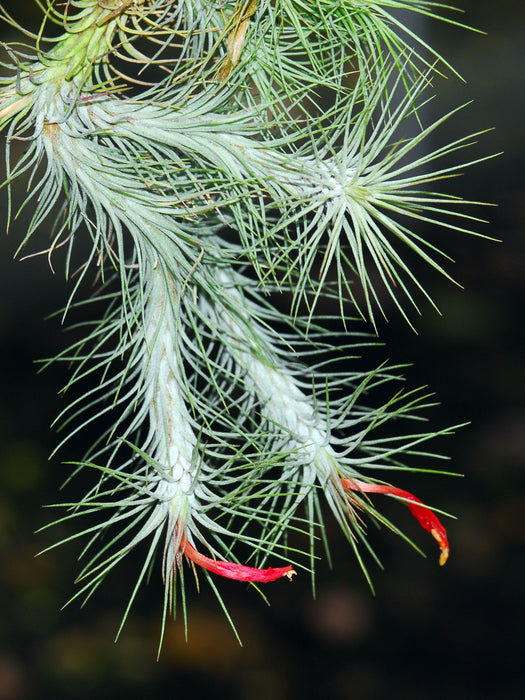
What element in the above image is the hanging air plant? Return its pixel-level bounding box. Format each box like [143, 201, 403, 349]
[0, 0, 491, 647]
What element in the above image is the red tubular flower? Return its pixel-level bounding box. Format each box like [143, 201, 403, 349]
[182, 539, 296, 582]
[340, 478, 450, 565]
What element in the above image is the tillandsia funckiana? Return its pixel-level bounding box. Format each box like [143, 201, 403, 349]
[1, 1, 491, 643]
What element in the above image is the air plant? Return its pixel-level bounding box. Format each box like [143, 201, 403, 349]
[0, 0, 489, 645]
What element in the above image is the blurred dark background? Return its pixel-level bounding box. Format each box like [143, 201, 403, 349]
[0, 1, 523, 698]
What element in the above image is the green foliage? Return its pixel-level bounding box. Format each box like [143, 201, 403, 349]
[0, 0, 490, 644]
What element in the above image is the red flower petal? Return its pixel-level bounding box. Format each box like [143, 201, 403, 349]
[182, 539, 296, 582]
[340, 478, 450, 565]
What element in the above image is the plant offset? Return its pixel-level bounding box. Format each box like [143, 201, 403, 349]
[0, 1, 488, 641]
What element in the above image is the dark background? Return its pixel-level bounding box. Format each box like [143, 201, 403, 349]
[0, 2, 523, 698]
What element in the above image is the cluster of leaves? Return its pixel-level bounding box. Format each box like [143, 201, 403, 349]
[0, 0, 489, 644]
